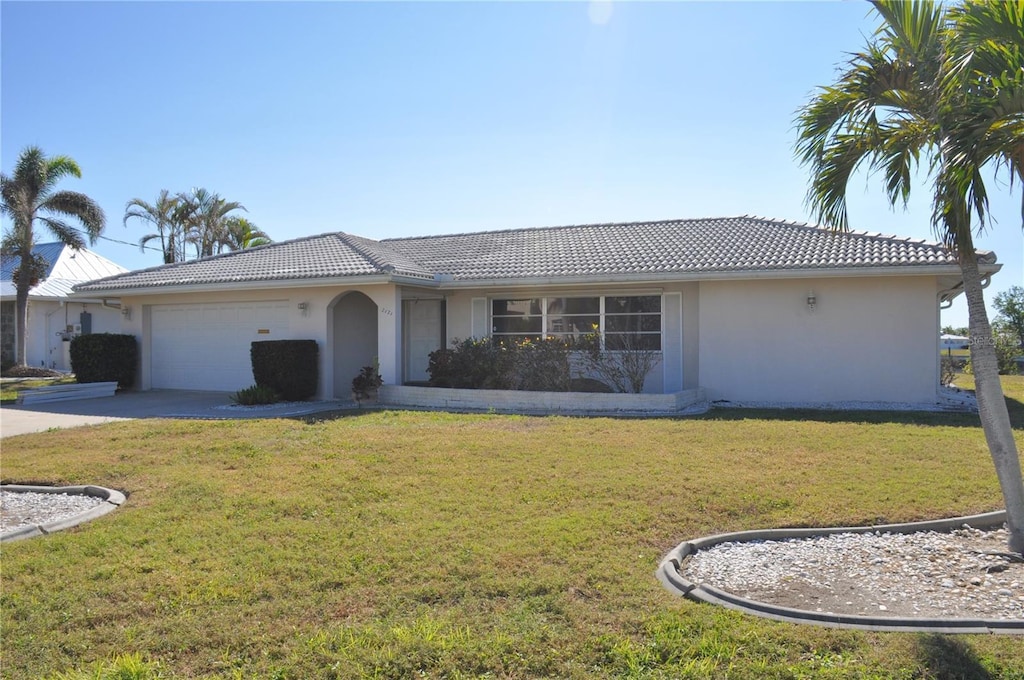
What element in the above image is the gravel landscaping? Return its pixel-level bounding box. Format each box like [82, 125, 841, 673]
[0, 489, 105, 534]
[684, 525, 1024, 620]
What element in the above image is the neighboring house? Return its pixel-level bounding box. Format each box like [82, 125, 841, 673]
[940, 334, 970, 351]
[1, 243, 128, 369]
[73, 216, 1000, 406]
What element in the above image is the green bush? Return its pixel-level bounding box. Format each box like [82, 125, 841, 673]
[231, 384, 280, 405]
[69, 333, 138, 389]
[427, 337, 572, 391]
[964, 332, 1020, 376]
[250, 339, 318, 401]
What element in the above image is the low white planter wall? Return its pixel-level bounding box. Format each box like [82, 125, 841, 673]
[379, 385, 706, 414]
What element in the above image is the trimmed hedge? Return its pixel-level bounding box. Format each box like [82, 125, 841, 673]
[69, 333, 138, 389]
[251, 339, 319, 401]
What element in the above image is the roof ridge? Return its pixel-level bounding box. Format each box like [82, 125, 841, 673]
[334, 233, 396, 272]
[740, 214, 950, 250]
[380, 216, 747, 244]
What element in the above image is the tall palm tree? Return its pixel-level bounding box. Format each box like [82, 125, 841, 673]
[0, 146, 106, 366]
[796, 0, 1024, 553]
[218, 216, 272, 253]
[123, 189, 182, 264]
[175, 188, 245, 259]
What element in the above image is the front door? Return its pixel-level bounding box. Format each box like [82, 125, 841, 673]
[403, 300, 443, 383]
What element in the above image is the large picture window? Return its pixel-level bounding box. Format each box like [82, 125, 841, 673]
[491, 295, 661, 350]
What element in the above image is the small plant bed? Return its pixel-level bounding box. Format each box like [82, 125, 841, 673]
[1, 365, 68, 379]
[0, 375, 77, 403]
[15, 381, 117, 405]
[1, 376, 1022, 677]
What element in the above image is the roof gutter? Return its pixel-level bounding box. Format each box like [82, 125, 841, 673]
[66, 262, 1000, 298]
[430, 263, 1001, 290]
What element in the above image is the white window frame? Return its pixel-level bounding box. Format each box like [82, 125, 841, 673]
[489, 294, 663, 350]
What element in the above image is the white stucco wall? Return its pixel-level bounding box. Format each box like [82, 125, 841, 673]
[696, 276, 940, 405]
[24, 300, 123, 370]
[107, 273, 943, 405]
[118, 283, 401, 398]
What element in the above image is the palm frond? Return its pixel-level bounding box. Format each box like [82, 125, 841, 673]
[40, 191, 106, 242]
[36, 217, 86, 250]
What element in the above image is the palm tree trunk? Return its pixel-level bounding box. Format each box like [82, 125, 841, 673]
[14, 278, 29, 366]
[961, 247, 1024, 554]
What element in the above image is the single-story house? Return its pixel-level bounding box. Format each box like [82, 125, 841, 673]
[940, 334, 971, 351]
[1, 243, 128, 370]
[72, 216, 1000, 406]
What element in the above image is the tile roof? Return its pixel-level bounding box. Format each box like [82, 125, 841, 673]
[74, 233, 434, 292]
[74, 216, 983, 293]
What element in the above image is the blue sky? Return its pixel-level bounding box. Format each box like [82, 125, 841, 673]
[2, 0, 1021, 328]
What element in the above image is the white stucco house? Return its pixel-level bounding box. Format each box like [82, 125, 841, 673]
[71, 216, 1000, 407]
[1, 243, 128, 370]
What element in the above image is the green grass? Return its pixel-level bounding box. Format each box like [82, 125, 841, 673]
[2, 377, 1024, 678]
[0, 376, 77, 403]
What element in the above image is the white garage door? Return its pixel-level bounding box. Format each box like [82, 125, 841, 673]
[151, 301, 291, 391]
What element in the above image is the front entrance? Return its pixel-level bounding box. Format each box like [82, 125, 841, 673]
[332, 292, 378, 399]
[403, 299, 444, 383]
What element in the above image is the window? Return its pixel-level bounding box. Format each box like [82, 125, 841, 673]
[491, 298, 543, 341]
[491, 294, 661, 349]
[604, 295, 661, 350]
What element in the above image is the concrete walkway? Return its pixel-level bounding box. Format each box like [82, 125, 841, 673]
[0, 390, 352, 438]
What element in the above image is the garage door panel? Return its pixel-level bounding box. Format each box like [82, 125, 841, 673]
[150, 302, 290, 391]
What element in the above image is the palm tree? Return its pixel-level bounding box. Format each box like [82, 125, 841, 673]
[0, 146, 106, 366]
[796, 0, 1024, 554]
[175, 188, 245, 259]
[218, 216, 272, 253]
[123, 189, 182, 264]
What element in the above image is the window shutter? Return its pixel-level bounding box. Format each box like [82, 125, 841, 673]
[471, 298, 488, 338]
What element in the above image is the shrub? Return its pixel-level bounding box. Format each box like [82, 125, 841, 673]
[940, 355, 957, 386]
[231, 384, 279, 405]
[504, 337, 572, 391]
[250, 339, 319, 401]
[69, 333, 138, 389]
[351, 359, 383, 403]
[964, 332, 1020, 376]
[427, 336, 572, 391]
[428, 337, 505, 389]
[575, 331, 661, 393]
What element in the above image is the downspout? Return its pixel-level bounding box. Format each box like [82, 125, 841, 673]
[101, 299, 121, 310]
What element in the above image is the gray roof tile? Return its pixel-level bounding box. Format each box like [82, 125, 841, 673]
[74, 216, 978, 293]
[382, 216, 968, 281]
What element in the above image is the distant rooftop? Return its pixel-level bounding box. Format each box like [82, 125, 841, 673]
[1, 243, 128, 299]
[73, 216, 988, 293]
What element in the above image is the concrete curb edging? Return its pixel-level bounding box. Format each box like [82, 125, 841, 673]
[0, 484, 126, 543]
[657, 510, 1024, 634]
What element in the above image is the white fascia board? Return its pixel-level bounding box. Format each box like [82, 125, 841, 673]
[431, 263, 999, 290]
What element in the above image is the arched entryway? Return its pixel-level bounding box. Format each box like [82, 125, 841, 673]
[331, 292, 378, 399]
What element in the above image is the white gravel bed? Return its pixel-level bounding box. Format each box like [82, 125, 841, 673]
[684, 525, 1024, 620]
[0, 490, 105, 533]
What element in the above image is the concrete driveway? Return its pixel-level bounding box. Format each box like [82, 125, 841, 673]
[0, 390, 350, 438]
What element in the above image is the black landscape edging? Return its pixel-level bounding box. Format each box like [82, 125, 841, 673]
[657, 510, 1024, 634]
[0, 484, 126, 542]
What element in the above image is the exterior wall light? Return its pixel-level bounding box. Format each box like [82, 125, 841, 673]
[121, 306, 132, 320]
[297, 301, 309, 316]
[806, 291, 817, 311]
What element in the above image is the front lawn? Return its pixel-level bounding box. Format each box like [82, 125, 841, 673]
[2, 377, 1023, 678]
